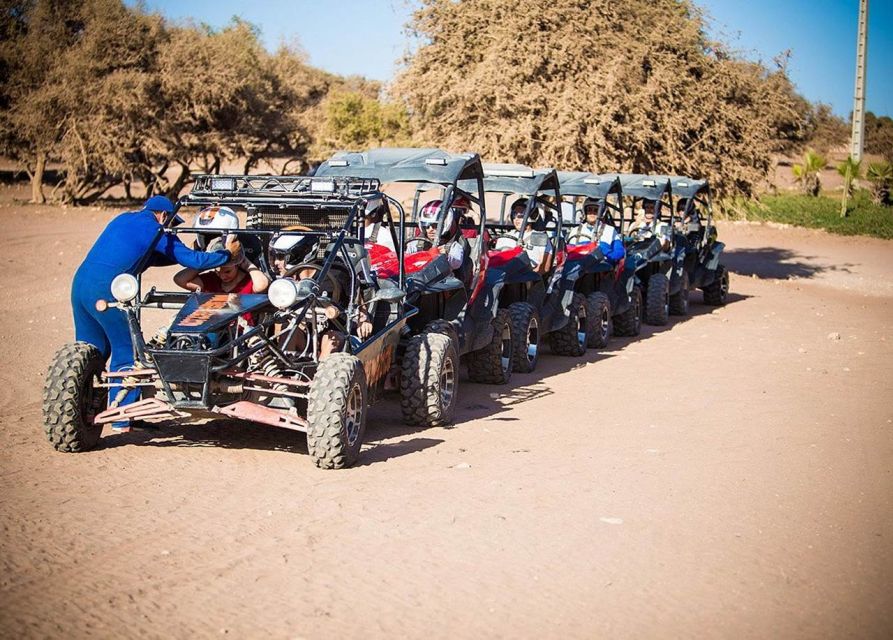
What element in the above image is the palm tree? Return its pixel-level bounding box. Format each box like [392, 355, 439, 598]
[836, 156, 862, 217]
[866, 161, 892, 206]
[792, 149, 827, 197]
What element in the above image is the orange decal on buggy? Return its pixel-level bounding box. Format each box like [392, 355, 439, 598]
[178, 295, 231, 327]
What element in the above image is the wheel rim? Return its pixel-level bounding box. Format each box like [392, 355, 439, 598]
[599, 306, 610, 342]
[500, 323, 512, 374]
[576, 305, 587, 348]
[345, 383, 363, 446]
[526, 318, 539, 365]
[440, 357, 456, 410]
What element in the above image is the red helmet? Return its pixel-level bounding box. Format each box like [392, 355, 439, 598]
[452, 195, 470, 210]
[419, 199, 454, 236]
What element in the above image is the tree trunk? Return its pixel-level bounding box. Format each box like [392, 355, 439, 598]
[167, 161, 191, 199]
[30, 153, 47, 204]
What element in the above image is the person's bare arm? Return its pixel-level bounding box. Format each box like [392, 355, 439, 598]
[241, 256, 270, 293]
[174, 267, 203, 292]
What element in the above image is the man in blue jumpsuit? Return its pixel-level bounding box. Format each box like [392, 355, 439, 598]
[71, 195, 235, 430]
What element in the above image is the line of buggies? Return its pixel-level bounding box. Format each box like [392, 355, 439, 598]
[43, 148, 729, 469]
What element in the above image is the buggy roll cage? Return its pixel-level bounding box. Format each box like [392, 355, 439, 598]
[556, 172, 625, 236]
[653, 176, 714, 243]
[458, 163, 564, 239]
[315, 148, 489, 248]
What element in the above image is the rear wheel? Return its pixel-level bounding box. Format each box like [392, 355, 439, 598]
[550, 293, 589, 357]
[401, 331, 459, 425]
[613, 287, 642, 337]
[508, 302, 540, 373]
[585, 292, 612, 349]
[307, 353, 367, 469]
[467, 310, 512, 384]
[669, 270, 690, 316]
[644, 273, 670, 325]
[43, 342, 107, 452]
[703, 264, 729, 306]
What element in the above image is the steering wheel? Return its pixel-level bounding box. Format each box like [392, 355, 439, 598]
[284, 262, 345, 312]
[405, 237, 435, 251]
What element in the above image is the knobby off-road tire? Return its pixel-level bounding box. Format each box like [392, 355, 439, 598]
[466, 309, 512, 385]
[644, 273, 670, 326]
[613, 287, 642, 337]
[585, 292, 612, 349]
[307, 353, 367, 469]
[43, 342, 108, 452]
[549, 293, 589, 357]
[703, 264, 730, 306]
[508, 302, 539, 373]
[401, 331, 459, 426]
[669, 270, 690, 316]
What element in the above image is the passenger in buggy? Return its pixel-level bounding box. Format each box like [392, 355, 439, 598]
[407, 199, 467, 270]
[362, 197, 397, 252]
[268, 233, 372, 360]
[628, 199, 671, 252]
[568, 197, 626, 266]
[494, 198, 554, 275]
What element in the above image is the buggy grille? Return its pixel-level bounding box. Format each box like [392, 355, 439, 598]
[249, 205, 352, 231]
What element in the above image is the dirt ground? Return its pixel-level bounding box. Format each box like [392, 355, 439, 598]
[0, 195, 891, 639]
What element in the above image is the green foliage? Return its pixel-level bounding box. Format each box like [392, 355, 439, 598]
[313, 91, 409, 158]
[864, 112, 893, 161]
[791, 149, 827, 196]
[737, 192, 893, 239]
[865, 161, 892, 206]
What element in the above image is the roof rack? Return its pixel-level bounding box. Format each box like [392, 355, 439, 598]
[185, 174, 381, 202]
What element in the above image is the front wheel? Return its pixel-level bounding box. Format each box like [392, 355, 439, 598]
[467, 309, 513, 384]
[669, 270, 690, 316]
[43, 342, 108, 452]
[613, 286, 642, 337]
[307, 353, 368, 469]
[508, 302, 539, 373]
[550, 293, 589, 357]
[703, 264, 729, 306]
[585, 292, 612, 349]
[644, 273, 670, 326]
[401, 331, 460, 425]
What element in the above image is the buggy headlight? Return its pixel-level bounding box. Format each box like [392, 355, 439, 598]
[110, 273, 139, 303]
[268, 278, 298, 309]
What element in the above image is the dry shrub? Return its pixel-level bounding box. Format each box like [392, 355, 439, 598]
[394, 0, 807, 199]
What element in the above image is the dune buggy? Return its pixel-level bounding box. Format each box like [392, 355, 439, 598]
[464, 164, 591, 373]
[659, 176, 729, 309]
[616, 175, 685, 327]
[557, 171, 646, 339]
[43, 174, 419, 469]
[316, 148, 513, 405]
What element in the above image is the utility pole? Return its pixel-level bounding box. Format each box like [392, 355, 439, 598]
[850, 0, 869, 162]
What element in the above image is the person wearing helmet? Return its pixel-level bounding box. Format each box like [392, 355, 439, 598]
[191, 205, 240, 249]
[495, 197, 554, 275]
[173, 238, 269, 295]
[71, 195, 239, 432]
[407, 199, 467, 271]
[569, 197, 625, 265]
[628, 199, 671, 252]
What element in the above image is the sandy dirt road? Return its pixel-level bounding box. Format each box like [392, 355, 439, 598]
[0, 203, 891, 639]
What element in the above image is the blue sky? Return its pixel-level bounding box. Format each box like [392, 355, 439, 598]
[132, 0, 892, 118]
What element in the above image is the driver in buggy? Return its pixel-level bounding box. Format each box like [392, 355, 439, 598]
[493, 197, 554, 275]
[269, 233, 372, 361]
[568, 197, 626, 266]
[627, 199, 671, 252]
[406, 199, 468, 271]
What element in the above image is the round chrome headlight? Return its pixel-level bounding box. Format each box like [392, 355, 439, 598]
[110, 273, 139, 303]
[268, 278, 299, 310]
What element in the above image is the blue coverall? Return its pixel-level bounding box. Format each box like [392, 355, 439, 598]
[71, 202, 231, 413]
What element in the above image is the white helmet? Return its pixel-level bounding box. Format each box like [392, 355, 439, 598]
[193, 206, 239, 249]
[418, 199, 454, 237]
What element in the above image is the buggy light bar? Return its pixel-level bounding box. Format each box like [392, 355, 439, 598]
[641, 179, 657, 187]
[328, 159, 349, 167]
[425, 158, 448, 166]
[583, 178, 602, 184]
[677, 181, 689, 187]
[210, 177, 236, 191]
[310, 179, 336, 193]
[485, 168, 536, 178]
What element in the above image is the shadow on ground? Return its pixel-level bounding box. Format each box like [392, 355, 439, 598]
[724, 247, 855, 280]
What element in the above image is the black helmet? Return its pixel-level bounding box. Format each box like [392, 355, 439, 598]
[269, 232, 319, 270]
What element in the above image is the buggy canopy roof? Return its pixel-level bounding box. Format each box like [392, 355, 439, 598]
[557, 172, 622, 199]
[650, 176, 709, 201]
[316, 147, 484, 185]
[617, 174, 672, 200]
[459, 163, 559, 196]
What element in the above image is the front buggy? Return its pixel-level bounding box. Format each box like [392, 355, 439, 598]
[316, 148, 514, 405]
[43, 175, 416, 469]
